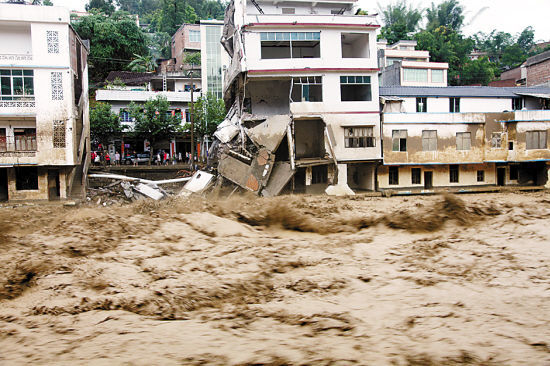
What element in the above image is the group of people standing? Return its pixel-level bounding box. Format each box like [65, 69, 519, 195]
[91, 150, 122, 166]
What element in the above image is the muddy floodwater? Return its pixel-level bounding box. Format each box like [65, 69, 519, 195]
[0, 192, 549, 365]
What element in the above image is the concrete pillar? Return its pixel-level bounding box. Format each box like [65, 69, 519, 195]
[337, 163, 348, 185]
[305, 166, 312, 186]
[59, 169, 67, 199]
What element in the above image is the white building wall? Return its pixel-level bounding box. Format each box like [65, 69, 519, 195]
[399, 97, 515, 113]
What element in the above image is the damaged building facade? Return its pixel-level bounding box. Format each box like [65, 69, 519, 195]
[379, 86, 550, 192]
[0, 3, 90, 202]
[215, 0, 381, 195]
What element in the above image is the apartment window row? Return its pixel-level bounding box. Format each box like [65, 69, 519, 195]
[287, 76, 372, 103]
[388, 166, 485, 186]
[344, 127, 375, 148]
[415, 97, 462, 113]
[260, 32, 321, 59]
[392, 130, 472, 151]
[0, 70, 34, 100]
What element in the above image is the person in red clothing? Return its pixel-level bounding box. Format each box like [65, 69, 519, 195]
[105, 152, 111, 165]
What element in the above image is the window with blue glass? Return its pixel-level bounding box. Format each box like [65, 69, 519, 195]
[260, 32, 320, 59]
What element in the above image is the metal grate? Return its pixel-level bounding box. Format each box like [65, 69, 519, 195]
[53, 120, 65, 148]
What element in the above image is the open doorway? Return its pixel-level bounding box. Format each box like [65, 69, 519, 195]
[497, 167, 506, 186]
[0, 168, 7, 201]
[424, 171, 433, 189]
[48, 169, 60, 200]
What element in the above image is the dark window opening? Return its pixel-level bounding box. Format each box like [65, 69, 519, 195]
[512, 97, 523, 110]
[416, 97, 427, 112]
[412, 168, 421, 184]
[260, 32, 320, 59]
[450, 97, 460, 112]
[0, 128, 6, 152]
[510, 165, 519, 180]
[312, 165, 327, 184]
[392, 130, 407, 152]
[291, 76, 322, 102]
[340, 76, 371, 101]
[509, 141, 514, 150]
[389, 166, 399, 185]
[344, 127, 375, 148]
[294, 119, 325, 159]
[477, 170, 485, 182]
[450, 165, 459, 183]
[15, 167, 38, 190]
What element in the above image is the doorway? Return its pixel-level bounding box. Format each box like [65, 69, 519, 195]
[0, 168, 7, 201]
[48, 169, 60, 200]
[497, 167, 506, 186]
[424, 171, 433, 189]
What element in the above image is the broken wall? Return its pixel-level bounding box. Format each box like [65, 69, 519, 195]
[247, 79, 291, 115]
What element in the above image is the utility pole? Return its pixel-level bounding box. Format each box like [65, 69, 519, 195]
[189, 67, 195, 170]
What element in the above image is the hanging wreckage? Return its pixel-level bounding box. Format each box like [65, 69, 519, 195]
[209, 0, 344, 196]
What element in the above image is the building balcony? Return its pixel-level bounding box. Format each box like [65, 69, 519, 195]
[0, 136, 37, 154]
[95, 89, 200, 103]
[244, 13, 379, 29]
[0, 97, 36, 116]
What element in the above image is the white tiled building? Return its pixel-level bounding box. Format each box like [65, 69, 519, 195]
[0, 3, 90, 202]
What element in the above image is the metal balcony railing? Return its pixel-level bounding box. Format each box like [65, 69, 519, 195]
[0, 96, 36, 108]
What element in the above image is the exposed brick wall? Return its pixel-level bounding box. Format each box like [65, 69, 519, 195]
[171, 24, 201, 69]
[527, 59, 550, 86]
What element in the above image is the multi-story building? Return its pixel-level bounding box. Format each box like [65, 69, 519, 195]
[378, 86, 550, 192]
[220, 0, 381, 194]
[95, 71, 201, 156]
[170, 23, 201, 71]
[0, 3, 90, 202]
[200, 19, 228, 99]
[378, 40, 448, 87]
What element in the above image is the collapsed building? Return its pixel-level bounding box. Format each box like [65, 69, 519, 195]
[212, 0, 381, 196]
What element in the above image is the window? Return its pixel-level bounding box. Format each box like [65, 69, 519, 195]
[509, 165, 518, 180]
[526, 131, 547, 149]
[0, 70, 34, 100]
[386, 57, 401, 66]
[120, 110, 132, 122]
[189, 30, 200, 43]
[344, 127, 375, 148]
[47, 30, 59, 54]
[491, 133, 502, 148]
[53, 120, 65, 148]
[389, 166, 399, 185]
[0, 128, 5, 152]
[185, 108, 191, 122]
[431, 69, 444, 83]
[509, 141, 514, 150]
[477, 170, 485, 182]
[412, 168, 421, 184]
[340, 76, 372, 101]
[416, 97, 427, 112]
[312, 165, 327, 184]
[281, 7, 295, 14]
[392, 130, 407, 152]
[291, 76, 322, 102]
[456, 132, 471, 150]
[450, 165, 459, 183]
[15, 167, 38, 190]
[341, 33, 369, 58]
[14, 128, 36, 151]
[404, 68, 428, 82]
[512, 97, 523, 110]
[260, 32, 320, 59]
[450, 97, 460, 112]
[422, 130, 437, 151]
[51, 72, 63, 100]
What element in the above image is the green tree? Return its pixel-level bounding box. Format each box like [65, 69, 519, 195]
[148, 32, 172, 59]
[156, 0, 198, 34]
[188, 93, 225, 139]
[30, 0, 54, 5]
[129, 95, 182, 162]
[378, 0, 423, 44]
[501, 44, 527, 70]
[72, 11, 148, 82]
[90, 102, 125, 146]
[85, 0, 115, 14]
[517, 26, 535, 54]
[426, 0, 464, 32]
[415, 26, 474, 85]
[459, 57, 497, 85]
[128, 53, 157, 72]
[183, 52, 201, 66]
